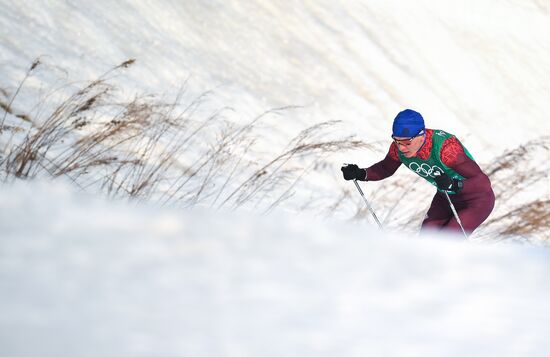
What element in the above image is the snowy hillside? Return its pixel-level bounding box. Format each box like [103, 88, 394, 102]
[1, 1, 550, 355]
[1, 1, 549, 235]
[2, 179, 550, 357]
[2, 1, 550, 153]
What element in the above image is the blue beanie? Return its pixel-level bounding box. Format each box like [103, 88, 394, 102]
[392, 109, 425, 137]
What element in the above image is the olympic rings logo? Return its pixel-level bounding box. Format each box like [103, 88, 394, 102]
[408, 163, 444, 178]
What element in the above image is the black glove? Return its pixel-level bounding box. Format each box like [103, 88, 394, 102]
[434, 172, 463, 192]
[341, 164, 367, 181]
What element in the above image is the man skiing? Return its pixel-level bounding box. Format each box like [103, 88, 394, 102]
[341, 109, 495, 235]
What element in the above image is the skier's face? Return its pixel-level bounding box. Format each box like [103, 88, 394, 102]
[393, 134, 425, 157]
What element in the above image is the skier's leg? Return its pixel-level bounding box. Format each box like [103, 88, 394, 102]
[444, 193, 495, 234]
[421, 193, 453, 232]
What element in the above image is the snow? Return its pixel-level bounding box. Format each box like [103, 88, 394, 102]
[1, 0, 550, 355]
[2, 179, 550, 356]
[2, 1, 550, 156]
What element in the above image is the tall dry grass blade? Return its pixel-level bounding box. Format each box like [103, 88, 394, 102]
[1, 59, 40, 132]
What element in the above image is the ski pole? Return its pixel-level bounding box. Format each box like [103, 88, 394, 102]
[432, 171, 468, 238]
[442, 190, 468, 239]
[353, 179, 383, 229]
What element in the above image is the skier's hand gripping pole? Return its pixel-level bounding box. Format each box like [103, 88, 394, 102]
[341, 164, 382, 229]
[433, 171, 468, 238]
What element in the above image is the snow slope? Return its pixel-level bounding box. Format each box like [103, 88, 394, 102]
[1, 179, 550, 356]
[2, 0, 550, 158]
[1, 2, 550, 354]
[1, 0, 549, 226]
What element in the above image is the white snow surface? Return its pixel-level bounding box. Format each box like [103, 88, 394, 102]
[1, 179, 550, 357]
[2, 1, 550, 355]
[2, 1, 550, 159]
[1, 0, 549, 222]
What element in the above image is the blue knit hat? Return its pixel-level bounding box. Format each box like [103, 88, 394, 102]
[392, 109, 425, 138]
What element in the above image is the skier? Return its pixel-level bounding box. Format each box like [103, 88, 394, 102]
[341, 109, 495, 235]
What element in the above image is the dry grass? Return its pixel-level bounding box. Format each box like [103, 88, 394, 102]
[475, 137, 550, 243]
[4, 59, 548, 244]
[485, 137, 550, 204]
[1, 59, 371, 212]
[0, 59, 40, 131]
[484, 200, 550, 238]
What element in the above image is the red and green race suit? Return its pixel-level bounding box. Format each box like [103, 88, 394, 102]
[397, 129, 474, 195]
[363, 129, 495, 234]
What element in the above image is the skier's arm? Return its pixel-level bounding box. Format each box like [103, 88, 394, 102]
[365, 143, 402, 181]
[441, 137, 492, 194]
